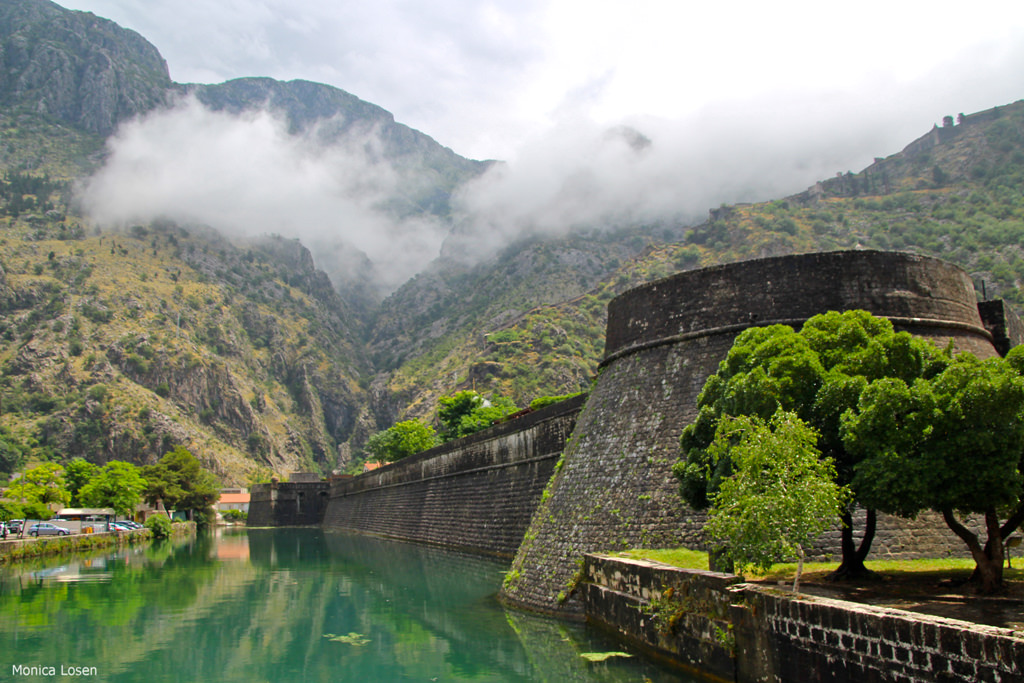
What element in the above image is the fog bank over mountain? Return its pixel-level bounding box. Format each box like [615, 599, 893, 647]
[81, 84, 933, 289]
[80, 97, 451, 294]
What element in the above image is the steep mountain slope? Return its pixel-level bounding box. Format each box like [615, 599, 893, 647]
[375, 101, 1024, 421]
[0, 0, 487, 483]
[0, 208, 374, 483]
[0, 0, 170, 135]
[2, 0, 1024, 483]
[186, 76, 488, 215]
[368, 226, 690, 418]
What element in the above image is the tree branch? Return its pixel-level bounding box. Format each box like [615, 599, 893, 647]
[941, 508, 985, 558]
[999, 500, 1024, 540]
[856, 508, 877, 562]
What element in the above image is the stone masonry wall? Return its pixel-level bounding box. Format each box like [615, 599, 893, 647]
[501, 250, 1000, 617]
[582, 555, 1024, 683]
[979, 298, 1024, 356]
[582, 554, 741, 681]
[248, 481, 329, 526]
[734, 587, 1024, 683]
[321, 396, 585, 558]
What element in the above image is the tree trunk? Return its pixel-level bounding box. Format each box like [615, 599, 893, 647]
[793, 544, 805, 593]
[827, 507, 878, 581]
[709, 546, 734, 574]
[942, 508, 1004, 594]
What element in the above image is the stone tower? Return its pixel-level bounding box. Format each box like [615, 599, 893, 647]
[500, 250, 1000, 616]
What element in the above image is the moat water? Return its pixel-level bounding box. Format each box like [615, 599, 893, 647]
[0, 528, 698, 682]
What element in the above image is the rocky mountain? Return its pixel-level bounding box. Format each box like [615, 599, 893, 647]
[186, 77, 488, 214]
[372, 98, 1024, 421]
[0, 0, 1023, 484]
[0, 0, 497, 484]
[0, 0, 170, 135]
[0, 0, 487, 216]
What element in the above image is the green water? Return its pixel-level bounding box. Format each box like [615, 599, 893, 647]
[0, 528, 698, 682]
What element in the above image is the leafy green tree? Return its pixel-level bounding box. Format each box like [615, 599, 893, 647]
[64, 457, 99, 507]
[437, 390, 518, 441]
[79, 461, 148, 518]
[143, 447, 220, 523]
[438, 390, 484, 441]
[364, 419, 439, 462]
[0, 500, 23, 522]
[144, 514, 173, 539]
[675, 310, 947, 578]
[703, 411, 850, 592]
[4, 462, 69, 515]
[223, 509, 247, 523]
[842, 351, 1024, 593]
[0, 428, 27, 477]
[21, 500, 53, 521]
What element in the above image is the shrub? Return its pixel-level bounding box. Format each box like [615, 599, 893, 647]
[223, 509, 247, 523]
[530, 392, 584, 411]
[144, 514, 172, 539]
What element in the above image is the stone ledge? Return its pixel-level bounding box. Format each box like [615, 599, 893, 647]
[582, 554, 1024, 683]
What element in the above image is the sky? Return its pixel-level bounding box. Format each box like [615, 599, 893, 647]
[57, 0, 1024, 161]
[56, 0, 1024, 290]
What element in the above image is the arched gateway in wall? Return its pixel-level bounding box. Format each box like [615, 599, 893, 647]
[500, 250, 1009, 617]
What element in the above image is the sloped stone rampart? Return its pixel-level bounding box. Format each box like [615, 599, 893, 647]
[321, 395, 585, 558]
[501, 250, 1000, 617]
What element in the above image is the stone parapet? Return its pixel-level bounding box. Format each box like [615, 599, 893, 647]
[582, 555, 1024, 683]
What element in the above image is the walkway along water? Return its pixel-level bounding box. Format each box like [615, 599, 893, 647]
[0, 523, 196, 564]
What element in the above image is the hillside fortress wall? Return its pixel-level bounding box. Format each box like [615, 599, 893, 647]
[259, 249, 1019, 617]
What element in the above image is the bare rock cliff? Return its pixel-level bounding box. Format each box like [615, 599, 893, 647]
[0, 0, 171, 135]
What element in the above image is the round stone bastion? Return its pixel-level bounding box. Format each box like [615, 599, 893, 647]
[500, 249, 998, 617]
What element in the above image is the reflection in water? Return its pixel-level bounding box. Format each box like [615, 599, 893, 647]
[0, 528, 697, 682]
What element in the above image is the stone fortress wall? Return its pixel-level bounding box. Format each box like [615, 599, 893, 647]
[248, 480, 330, 527]
[250, 250, 1022, 620]
[320, 394, 586, 558]
[500, 250, 1017, 616]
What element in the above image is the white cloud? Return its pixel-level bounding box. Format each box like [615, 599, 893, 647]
[79, 97, 448, 293]
[56, 0, 1024, 161]
[60, 0, 1024, 290]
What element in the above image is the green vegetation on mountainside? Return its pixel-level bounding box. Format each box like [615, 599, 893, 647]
[0, 200, 370, 483]
[374, 231, 697, 417]
[377, 103, 1024, 423]
[381, 238, 710, 417]
[692, 103, 1024, 304]
[3, 0, 1024, 484]
[0, 111, 105, 178]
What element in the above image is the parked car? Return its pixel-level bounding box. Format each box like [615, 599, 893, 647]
[117, 521, 143, 529]
[8, 520, 24, 534]
[28, 523, 70, 537]
[108, 522, 133, 532]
